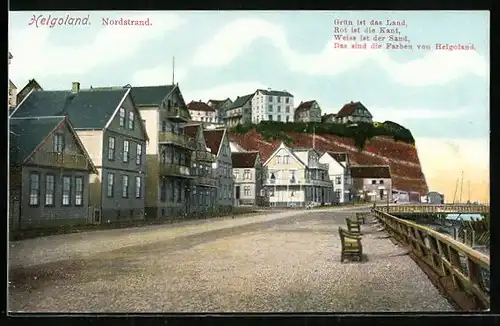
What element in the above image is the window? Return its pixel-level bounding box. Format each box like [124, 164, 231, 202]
[275, 155, 281, 164]
[29, 173, 40, 206]
[335, 176, 342, 185]
[108, 137, 115, 160]
[75, 176, 83, 206]
[243, 169, 251, 179]
[135, 176, 142, 198]
[62, 176, 71, 206]
[277, 96, 281, 103]
[286, 106, 290, 113]
[268, 115, 273, 121]
[45, 174, 55, 206]
[277, 106, 281, 113]
[128, 111, 135, 129]
[234, 170, 239, 179]
[268, 96, 272, 102]
[277, 115, 281, 121]
[335, 189, 341, 199]
[119, 108, 125, 127]
[107, 173, 114, 197]
[136, 144, 142, 165]
[379, 180, 384, 184]
[160, 180, 166, 202]
[244, 186, 250, 196]
[122, 175, 129, 198]
[123, 140, 129, 163]
[372, 180, 377, 184]
[268, 105, 273, 111]
[285, 98, 290, 104]
[290, 170, 296, 182]
[161, 120, 167, 132]
[53, 133, 64, 152]
[283, 155, 290, 164]
[269, 188, 275, 197]
[286, 116, 290, 122]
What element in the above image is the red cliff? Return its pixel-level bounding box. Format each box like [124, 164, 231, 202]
[228, 130, 428, 195]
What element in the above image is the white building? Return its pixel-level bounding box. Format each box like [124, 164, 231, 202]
[263, 142, 332, 207]
[319, 151, 353, 203]
[187, 101, 219, 124]
[251, 88, 294, 124]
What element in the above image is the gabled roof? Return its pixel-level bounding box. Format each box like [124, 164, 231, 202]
[226, 93, 254, 110]
[350, 165, 391, 178]
[9, 116, 97, 173]
[336, 101, 372, 118]
[11, 88, 131, 130]
[326, 151, 348, 163]
[17, 78, 43, 97]
[131, 85, 176, 106]
[231, 151, 259, 168]
[203, 129, 226, 156]
[294, 100, 316, 115]
[188, 101, 215, 112]
[255, 89, 294, 97]
[263, 142, 306, 168]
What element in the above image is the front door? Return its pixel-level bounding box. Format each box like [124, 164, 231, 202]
[235, 186, 240, 200]
[379, 189, 384, 200]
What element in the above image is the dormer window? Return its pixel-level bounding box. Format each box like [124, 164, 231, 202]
[53, 133, 65, 152]
[119, 107, 125, 127]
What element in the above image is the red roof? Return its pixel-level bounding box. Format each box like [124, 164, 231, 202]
[188, 101, 215, 112]
[336, 101, 367, 118]
[232, 152, 259, 168]
[183, 125, 200, 138]
[203, 129, 225, 155]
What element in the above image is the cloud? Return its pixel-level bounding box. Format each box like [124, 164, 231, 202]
[131, 63, 188, 86]
[416, 137, 489, 202]
[369, 107, 468, 123]
[192, 18, 488, 86]
[9, 12, 186, 85]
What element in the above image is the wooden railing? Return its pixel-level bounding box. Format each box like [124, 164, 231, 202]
[374, 209, 490, 310]
[194, 150, 216, 162]
[32, 152, 89, 170]
[158, 132, 195, 149]
[196, 176, 217, 187]
[158, 163, 194, 178]
[379, 204, 490, 215]
[165, 107, 190, 121]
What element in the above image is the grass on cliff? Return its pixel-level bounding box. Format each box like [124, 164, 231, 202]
[230, 120, 415, 150]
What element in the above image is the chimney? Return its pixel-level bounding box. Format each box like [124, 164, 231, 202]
[267, 87, 272, 91]
[350, 101, 354, 104]
[72, 82, 80, 93]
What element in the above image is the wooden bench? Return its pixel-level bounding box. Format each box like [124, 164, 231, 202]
[346, 217, 361, 234]
[339, 227, 363, 262]
[356, 212, 368, 224]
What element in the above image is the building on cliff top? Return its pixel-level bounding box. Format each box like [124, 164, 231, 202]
[187, 100, 221, 125]
[294, 100, 322, 123]
[207, 98, 233, 124]
[225, 93, 254, 128]
[263, 142, 333, 207]
[251, 88, 295, 124]
[335, 101, 373, 124]
[319, 151, 353, 204]
[350, 165, 392, 203]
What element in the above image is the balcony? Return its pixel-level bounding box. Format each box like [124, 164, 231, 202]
[158, 131, 195, 149]
[195, 176, 217, 187]
[263, 178, 331, 187]
[225, 110, 243, 118]
[194, 150, 216, 162]
[32, 152, 89, 170]
[165, 107, 191, 122]
[159, 163, 194, 178]
[308, 162, 329, 170]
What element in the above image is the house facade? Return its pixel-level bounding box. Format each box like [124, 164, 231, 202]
[9, 116, 97, 229]
[251, 89, 294, 123]
[207, 98, 233, 125]
[188, 101, 218, 124]
[232, 151, 263, 206]
[225, 94, 253, 127]
[319, 151, 353, 203]
[204, 129, 234, 212]
[132, 84, 195, 219]
[263, 143, 332, 207]
[184, 124, 218, 214]
[294, 100, 322, 123]
[335, 101, 373, 124]
[321, 113, 336, 123]
[350, 165, 392, 203]
[12, 82, 149, 223]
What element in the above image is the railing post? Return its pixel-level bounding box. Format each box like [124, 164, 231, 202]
[447, 246, 465, 291]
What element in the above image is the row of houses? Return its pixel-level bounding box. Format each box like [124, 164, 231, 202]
[185, 87, 374, 128]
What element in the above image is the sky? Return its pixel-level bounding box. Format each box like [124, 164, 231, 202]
[8, 11, 490, 202]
